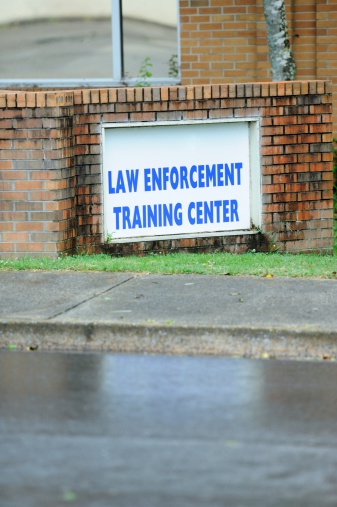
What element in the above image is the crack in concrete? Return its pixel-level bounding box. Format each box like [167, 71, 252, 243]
[47, 275, 135, 320]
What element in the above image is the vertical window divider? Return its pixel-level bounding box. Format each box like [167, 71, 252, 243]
[111, 0, 124, 82]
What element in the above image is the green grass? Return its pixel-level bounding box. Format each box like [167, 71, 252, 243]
[1, 219, 336, 278]
[0, 249, 336, 278]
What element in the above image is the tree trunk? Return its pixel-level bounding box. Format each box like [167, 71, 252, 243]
[263, 0, 296, 81]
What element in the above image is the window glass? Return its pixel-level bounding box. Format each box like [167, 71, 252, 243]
[0, 0, 179, 84]
[0, 0, 112, 79]
[122, 0, 179, 81]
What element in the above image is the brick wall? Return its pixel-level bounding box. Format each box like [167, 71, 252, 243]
[0, 80, 334, 258]
[179, 0, 337, 133]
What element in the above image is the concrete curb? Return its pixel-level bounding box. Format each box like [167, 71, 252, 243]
[1, 320, 337, 359]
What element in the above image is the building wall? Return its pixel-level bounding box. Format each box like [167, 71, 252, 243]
[0, 81, 333, 258]
[2, 0, 336, 133]
[179, 0, 337, 133]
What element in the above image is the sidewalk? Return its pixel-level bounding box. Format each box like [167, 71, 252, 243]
[1, 271, 337, 359]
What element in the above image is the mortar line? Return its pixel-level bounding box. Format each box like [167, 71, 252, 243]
[47, 275, 135, 320]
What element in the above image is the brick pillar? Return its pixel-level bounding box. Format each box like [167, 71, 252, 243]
[316, 0, 337, 133]
[0, 91, 76, 258]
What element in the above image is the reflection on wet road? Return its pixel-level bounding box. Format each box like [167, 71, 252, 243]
[1, 351, 337, 507]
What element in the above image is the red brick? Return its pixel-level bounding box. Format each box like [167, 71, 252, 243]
[16, 222, 44, 232]
[285, 183, 309, 193]
[261, 146, 284, 156]
[298, 191, 322, 201]
[15, 243, 45, 252]
[262, 184, 285, 193]
[273, 154, 298, 164]
[14, 181, 43, 191]
[2, 232, 29, 242]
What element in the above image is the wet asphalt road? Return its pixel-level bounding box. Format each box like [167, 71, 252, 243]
[1, 351, 337, 507]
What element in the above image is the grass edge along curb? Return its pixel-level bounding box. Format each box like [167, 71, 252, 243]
[0, 250, 337, 279]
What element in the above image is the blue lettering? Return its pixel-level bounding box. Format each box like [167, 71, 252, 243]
[142, 163, 242, 193]
[113, 206, 121, 229]
[217, 164, 224, 186]
[180, 166, 189, 189]
[214, 200, 222, 222]
[198, 165, 205, 188]
[196, 201, 203, 224]
[108, 171, 115, 194]
[148, 205, 157, 227]
[190, 165, 198, 189]
[163, 167, 170, 190]
[142, 205, 147, 227]
[230, 200, 239, 221]
[132, 206, 141, 228]
[235, 162, 242, 185]
[144, 168, 151, 191]
[205, 164, 216, 187]
[170, 166, 179, 190]
[163, 204, 173, 226]
[174, 203, 183, 226]
[223, 200, 229, 222]
[204, 201, 213, 223]
[122, 207, 131, 229]
[188, 202, 195, 225]
[158, 203, 162, 227]
[225, 163, 234, 186]
[152, 167, 162, 191]
[126, 169, 139, 192]
[116, 170, 126, 193]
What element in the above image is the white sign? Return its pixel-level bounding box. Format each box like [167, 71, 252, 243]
[103, 120, 259, 241]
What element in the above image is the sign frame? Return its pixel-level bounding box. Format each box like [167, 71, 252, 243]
[101, 118, 261, 243]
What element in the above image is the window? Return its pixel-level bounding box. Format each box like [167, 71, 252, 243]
[0, 0, 180, 88]
[119, 0, 179, 84]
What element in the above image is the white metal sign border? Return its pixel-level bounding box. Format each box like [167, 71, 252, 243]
[102, 118, 261, 243]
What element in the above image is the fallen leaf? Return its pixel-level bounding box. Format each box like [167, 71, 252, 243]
[62, 491, 78, 502]
[225, 440, 238, 447]
[266, 274, 273, 278]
